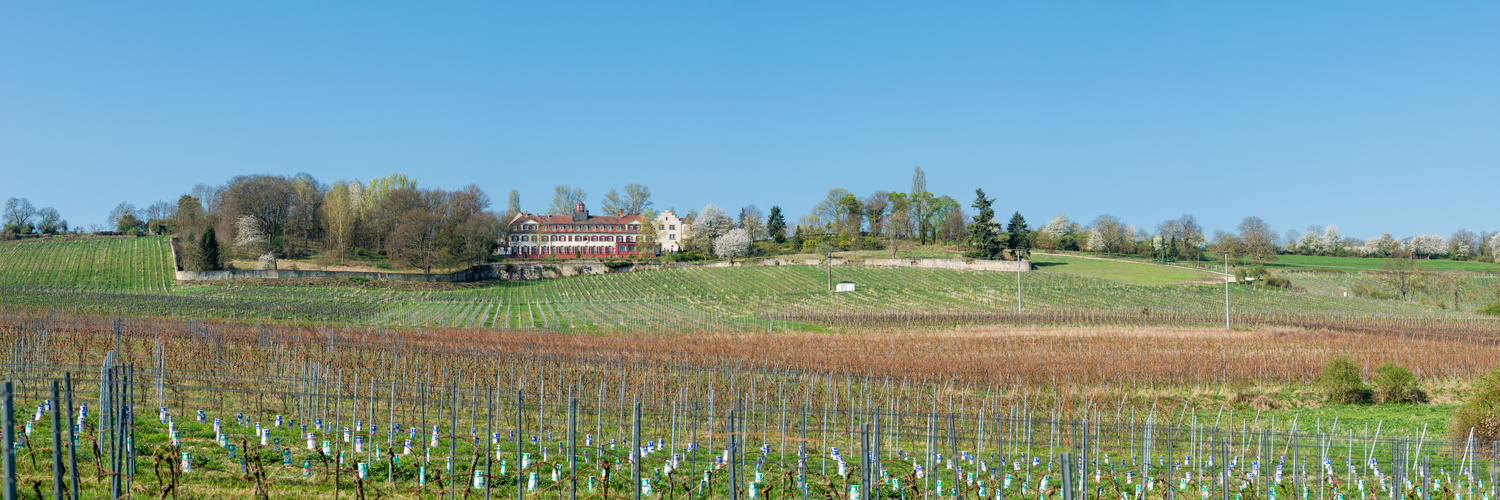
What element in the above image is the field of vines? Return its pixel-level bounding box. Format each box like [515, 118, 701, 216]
[1, 315, 1497, 499]
[0, 236, 174, 294]
[1, 237, 1498, 337]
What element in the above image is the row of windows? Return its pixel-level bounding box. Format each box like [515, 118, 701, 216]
[514, 244, 639, 254]
[513, 223, 639, 232]
[511, 234, 638, 243]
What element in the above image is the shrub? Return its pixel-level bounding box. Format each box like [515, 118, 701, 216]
[1479, 301, 1500, 316]
[1318, 356, 1369, 403]
[1371, 362, 1424, 403]
[1451, 368, 1500, 441]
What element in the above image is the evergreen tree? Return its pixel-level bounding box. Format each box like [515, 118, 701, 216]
[766, 206, 787, 243]
[198, 227, 222, 271]
[1006, 211, 1031, 260]
[964, 189, 1003, 259]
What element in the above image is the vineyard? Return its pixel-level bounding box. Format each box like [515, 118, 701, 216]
[1, 237, 1498, 336]
[0, 315, 1496, 499]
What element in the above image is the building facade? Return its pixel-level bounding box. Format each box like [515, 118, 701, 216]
[655, 210, 690, 253]
[502, 203, 648, 258]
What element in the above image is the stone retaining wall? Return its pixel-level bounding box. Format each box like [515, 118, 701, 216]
[171, 239, 1030, 282]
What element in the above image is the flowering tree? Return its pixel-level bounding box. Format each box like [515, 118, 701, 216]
[713, 228, 752, 263]
[1407, 234, 1447, 258]
[1490, 233, 1500, 263]
[690, 203, 735, 252]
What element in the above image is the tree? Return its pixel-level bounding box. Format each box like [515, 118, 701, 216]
[548, 185, 586, 215]
[36, 207, 65, 234]
[766, 206, 787, 243]
[1006, 212, 1031, 260]
[1450, 229, 1479, 260]
[1087, 214, 1128, 255]
[910, 166, 926, 198]
[636, 209, 659, 255]
[811, 188, 852, 229]
[1235, 216, 1279, 263]
[107, 202, 137, 231]
[714, 228, 752, 263]
[838, 193, 863, 236]
[622, 183, 653, 214]
[1157, 215, 1204, 260]
[322, 181, 358, 261]
[1318, 356, 1368, 403]
[1372, 362, 1423, 404]
[600, 188, 625, 215]
[690, 204, 734, 253]
[388, 207, 442, 273]
[3, 198, 36, 229]
[198, 227, 223, 271]
[1452, 368, 1500, 441]
[456, 211, 502, 265]
[963, 189, 1003, 260]
[910, 192, 934, 244]
[738, 205, 765, 240]
[1490, 234, 1500, 263]
[1408, 234, 1447, 258]
[1041, 214, 1078, 239]
[1380, 258, 1428, 301]
[173, 195, 207, 240]
[862, 192, 889, 236]
[506, 190, 522, 216]
[144, 200, 174, 221]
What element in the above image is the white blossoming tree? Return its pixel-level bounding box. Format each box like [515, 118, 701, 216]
[1407, 234, 1447, 258]
[713, 228, 752, 263]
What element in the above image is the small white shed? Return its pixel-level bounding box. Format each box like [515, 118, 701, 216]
[835, 281, 856, 292]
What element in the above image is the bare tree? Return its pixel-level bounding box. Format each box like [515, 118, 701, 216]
[1087, 214, 1129, 255]
[1380, 258, 1428, 302]
[863, 191, 889, 236]
[144, 200, 174, 221]
[738, 205, 765, 240]
[549, 185, 586, 215]
[1236, 216, 1279, 263]
[106, 202, 137, 230]
[36, 207, 65, 234]
[623, 183, 653, 214]
[600, 188, 625, 215]
[3, 198, 36, 228]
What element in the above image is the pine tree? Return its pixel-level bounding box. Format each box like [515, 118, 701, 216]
[766, 206, 787, 243]
[964, 189, 1002, 259]
[1006, 212, 1031, 260]
[198, 227, 222, 271]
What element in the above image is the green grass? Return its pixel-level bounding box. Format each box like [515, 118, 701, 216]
[1260, 404, 1458, 438]
[1, 236, 1496, 332]
[1266, 254, 1500, 272]
[0, 235, 174, 293]
[1030, 253, 1216, 285]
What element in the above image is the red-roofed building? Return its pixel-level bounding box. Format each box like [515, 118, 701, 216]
[501, 203, 649, 258]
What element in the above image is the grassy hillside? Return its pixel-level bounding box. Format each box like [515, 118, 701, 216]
[2, 237, 1496, 332]
[0, 235, 174, 293]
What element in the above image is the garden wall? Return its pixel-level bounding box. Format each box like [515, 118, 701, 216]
[171, 239, 1030, 282]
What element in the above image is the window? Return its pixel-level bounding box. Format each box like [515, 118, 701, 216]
[669, 234, 676, 240]
[669, 225, 676, 230]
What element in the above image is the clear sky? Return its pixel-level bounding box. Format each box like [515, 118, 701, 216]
[2, 2, 1496, 239]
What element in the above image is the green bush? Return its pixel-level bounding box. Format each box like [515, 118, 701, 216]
[1318, 356, 1369, 403]
[1479, 301, 1500, 316]
[1451, 368, 1500, 441]
[1371, 362, 1424, 403]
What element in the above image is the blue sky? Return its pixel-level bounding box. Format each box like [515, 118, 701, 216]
[2, 2, 1496, 238]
